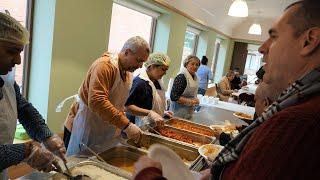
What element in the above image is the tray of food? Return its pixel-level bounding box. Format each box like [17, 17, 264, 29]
[97, 146, 146, 174]
[50, 160, 130, 180]
[126, 132, 200, 167]
[165, 118, 218, 137]
[148, 126, 216, 148]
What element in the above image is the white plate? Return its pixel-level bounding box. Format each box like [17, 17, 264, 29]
[198, 144, 223, 162]
[148, 144, 194, 180]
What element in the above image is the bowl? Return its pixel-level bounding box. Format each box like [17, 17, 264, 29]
[198, 144, 223, 162]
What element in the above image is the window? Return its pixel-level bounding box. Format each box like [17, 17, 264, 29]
[0, 0, 31, 94]
[181, 26, 200, 63]
[244, 45, 263, 83]
[108, 2, 157, 53]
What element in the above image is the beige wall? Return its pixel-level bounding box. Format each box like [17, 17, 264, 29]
[30, 0, 113, 132]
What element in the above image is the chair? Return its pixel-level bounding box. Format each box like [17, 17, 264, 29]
[205, 86, 217, 97]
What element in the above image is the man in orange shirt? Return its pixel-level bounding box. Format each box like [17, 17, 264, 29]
[66, 36, 150, 155]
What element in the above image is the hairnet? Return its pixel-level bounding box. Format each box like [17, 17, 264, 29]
[144, 52, 171, 68]
[0, 12, 29, 45]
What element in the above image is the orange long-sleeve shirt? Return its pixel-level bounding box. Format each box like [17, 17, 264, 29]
[64, 53, 129, 131]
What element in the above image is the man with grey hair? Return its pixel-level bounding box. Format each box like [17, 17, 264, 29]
[0, 12, 66, 178]
[66, 36, 150, 155]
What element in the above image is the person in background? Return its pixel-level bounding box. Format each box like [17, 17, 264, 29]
[66, 36, 150, 155]
[196, 56, 213, 95]
[133, 0, 320, 179]
[170, 55, 200, 120]
[230, 67, 241, 90]
[217, 70, 237, 102]
[0, 12, 66, 179]
[254, 82, 281, 116]
[255, 65, 265, 84]
[125, 52, 172, 127]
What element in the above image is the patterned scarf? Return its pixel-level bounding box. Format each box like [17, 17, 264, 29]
[211, 67, 320, 179]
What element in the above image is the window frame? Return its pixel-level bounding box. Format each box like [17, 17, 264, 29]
[22, 0, 34, 98]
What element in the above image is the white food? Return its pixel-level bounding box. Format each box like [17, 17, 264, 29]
[71, 165, 126, 180]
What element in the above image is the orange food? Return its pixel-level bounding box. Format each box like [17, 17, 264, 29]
[155, 127, 194, 144]
[169, 121, 214, 136]
[235, 112, 253, 119]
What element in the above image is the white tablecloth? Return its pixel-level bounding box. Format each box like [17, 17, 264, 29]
[200, 100, 255, 115]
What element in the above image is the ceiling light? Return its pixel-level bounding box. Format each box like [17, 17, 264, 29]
[248, 23, 262, 35]
[228, 0, 248, 17]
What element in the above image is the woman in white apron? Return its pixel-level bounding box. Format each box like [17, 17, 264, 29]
[170, 55, 200, 120]
[125, 53, 172, 127]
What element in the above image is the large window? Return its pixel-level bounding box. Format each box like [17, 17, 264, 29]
[244, 44, 263, 83]
[181, 26, 200, 62]
[1, 0, 31, 94]
[108, 2, 157, 53]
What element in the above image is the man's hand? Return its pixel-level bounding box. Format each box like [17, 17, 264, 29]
[25, 141, 62, 172]
[43, 134, 67, 163]
[123, 123, 142, 142]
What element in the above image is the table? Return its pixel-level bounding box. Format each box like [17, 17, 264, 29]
[232, 84, 258, 97]
[200, 100, 255, 115]
[192, 105, 249, 126]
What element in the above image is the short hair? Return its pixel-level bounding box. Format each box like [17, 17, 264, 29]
[286, 0, 320, 37]
[226, 70, 235, 77]
[201, 56, 208, 65]
[121, 36, 150, 54]
[183, 55, 200, 67]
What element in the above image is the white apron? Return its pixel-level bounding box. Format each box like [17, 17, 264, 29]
[0, 72, 18, 180]
[135, 69, 166, 126]
[67, 55, 132, 156]
[170, 67, 198, 120]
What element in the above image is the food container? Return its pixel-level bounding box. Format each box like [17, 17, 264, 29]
[98, 146, 146, 173]
[50, 160, 130, 180]
[149, 126, 216, 147]
[165, 118, 217, 137]
[127, 133, 200, 167]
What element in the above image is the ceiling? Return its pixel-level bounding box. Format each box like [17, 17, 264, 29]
[160, 0, 298, 41]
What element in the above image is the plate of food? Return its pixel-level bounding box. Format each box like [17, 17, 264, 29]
[209, 120, 239, 138]
[198, 144, 224, 162]
[233, 112, 253, 121]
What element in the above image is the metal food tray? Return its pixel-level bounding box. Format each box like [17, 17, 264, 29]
[50, 160, 131, 179]
[165, 118, 216, 137]
[148, 126, 216, 148]
[98, 145, 146, 173]
[127, 132, 201, 168]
